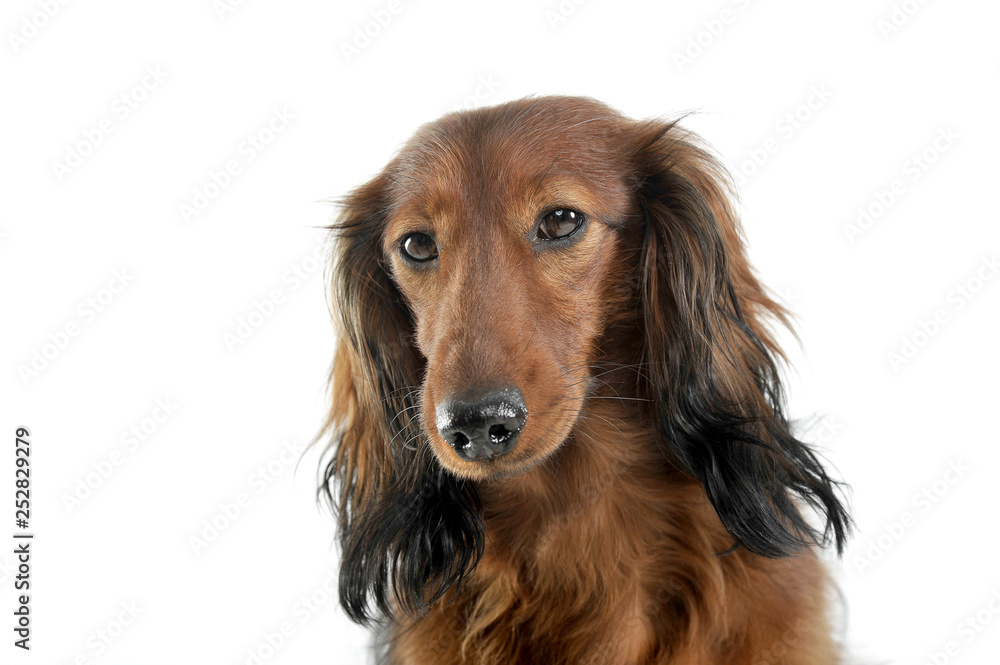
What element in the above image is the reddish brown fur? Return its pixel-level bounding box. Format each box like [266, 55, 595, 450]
[324, 97, 844, 664]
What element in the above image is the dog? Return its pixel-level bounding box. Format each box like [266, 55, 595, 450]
[320, 96, 850, 664]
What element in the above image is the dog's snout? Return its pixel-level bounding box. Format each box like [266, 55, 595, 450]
[436, 388, 527, 461]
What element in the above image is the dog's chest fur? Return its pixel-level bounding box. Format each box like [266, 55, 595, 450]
[388, 414, 833, 665]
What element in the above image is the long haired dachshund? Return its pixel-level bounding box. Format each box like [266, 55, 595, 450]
[320, 96, 850, 664]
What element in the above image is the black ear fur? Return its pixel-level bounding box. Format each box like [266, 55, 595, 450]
[319, 175, 484, 624]
[334, 449, 485, 624]
[633, 122, 850, 557]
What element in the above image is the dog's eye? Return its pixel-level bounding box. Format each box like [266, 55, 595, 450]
[537, 209, 585, 241]
[400, 233, 438, 262]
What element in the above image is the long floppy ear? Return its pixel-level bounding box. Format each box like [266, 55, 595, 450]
[319, 171, 484, 624]
[631, 120, 850, 557]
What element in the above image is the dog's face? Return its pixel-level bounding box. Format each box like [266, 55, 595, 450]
[324, 96, 850, 624]
[380, 105, 634, 480]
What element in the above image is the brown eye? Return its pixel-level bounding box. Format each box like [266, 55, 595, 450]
[537, 208, 585, 240]
[401, 232, 438, 262]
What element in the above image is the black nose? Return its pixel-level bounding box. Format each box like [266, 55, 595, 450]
[436, 387, 527, 461]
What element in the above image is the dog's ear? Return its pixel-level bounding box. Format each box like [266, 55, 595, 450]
[630, 120, 850, 557]
[319, 171, 484, 624]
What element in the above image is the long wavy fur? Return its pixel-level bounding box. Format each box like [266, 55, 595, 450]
[319, 173, 485, 624]
[318, 98, 850, 645]
[630, 121, 849, 557]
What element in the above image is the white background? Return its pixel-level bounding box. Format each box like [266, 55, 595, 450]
[2, 0, 998, 663]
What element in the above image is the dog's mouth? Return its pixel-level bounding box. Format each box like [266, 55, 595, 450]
[432, 437, 569, 483]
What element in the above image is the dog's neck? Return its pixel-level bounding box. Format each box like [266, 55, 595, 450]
[391, 366, 831, 664]
[467, 376, 728, 655]
[392, 389, 739, 664]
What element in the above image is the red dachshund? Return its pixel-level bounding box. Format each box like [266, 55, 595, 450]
[320, 96, 850, 664]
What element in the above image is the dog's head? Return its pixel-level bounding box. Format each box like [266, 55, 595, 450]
[321, 96, 849, 623]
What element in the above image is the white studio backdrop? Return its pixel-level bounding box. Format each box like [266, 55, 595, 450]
[1, 0, 998, 663]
